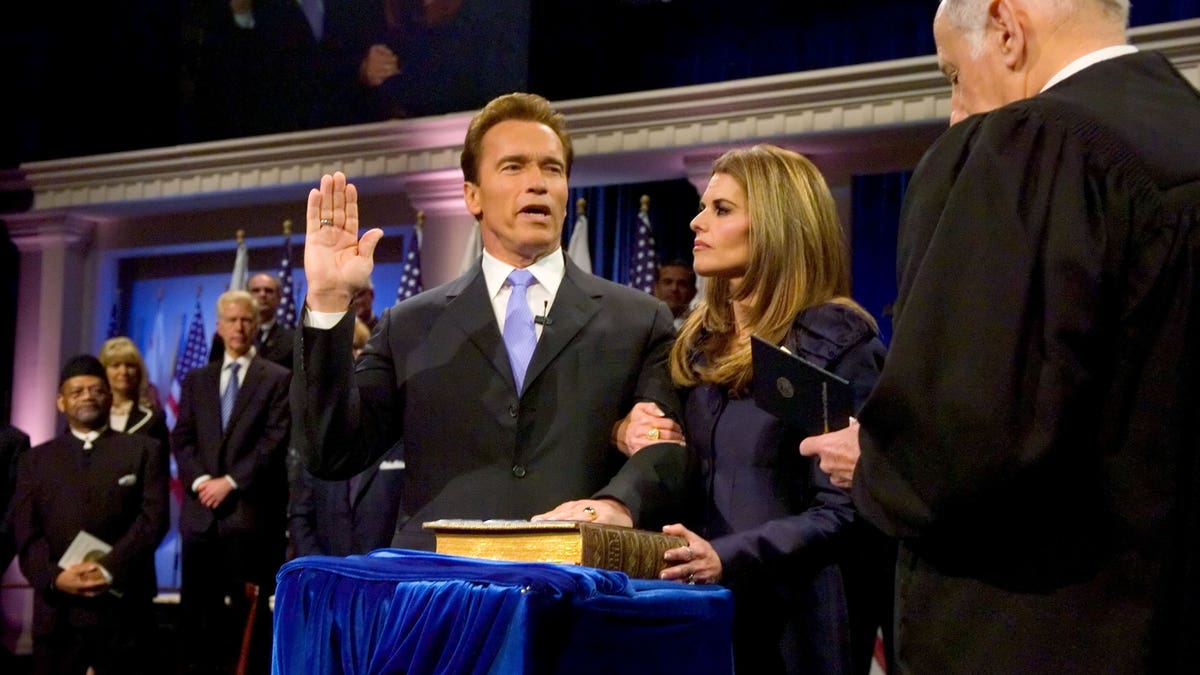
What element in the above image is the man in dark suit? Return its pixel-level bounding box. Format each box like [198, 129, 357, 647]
[13, 355, 168, 674]
[288, 442, 406, 557]
[0, 422, 30, 576]
[173, 290, 290, 674]
[294, 93, 687, 551]
[801, 1, 1200, 672]
[248, 272, 295, 368]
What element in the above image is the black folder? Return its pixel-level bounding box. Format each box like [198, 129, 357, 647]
[750, 334, 853, 435]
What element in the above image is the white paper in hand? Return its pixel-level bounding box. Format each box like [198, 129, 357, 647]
[57, 530, 112, 569]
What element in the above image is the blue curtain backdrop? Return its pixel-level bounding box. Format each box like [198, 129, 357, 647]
[851, 171, 911, 346]
[566, 179, 699, 285]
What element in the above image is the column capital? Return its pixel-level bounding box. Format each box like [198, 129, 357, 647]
[402, 169, 470, 218]
[7, 213, 98, 253]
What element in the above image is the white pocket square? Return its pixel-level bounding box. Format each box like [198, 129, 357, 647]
[117, 474, 138, 486]
[379, 460, 406, 471]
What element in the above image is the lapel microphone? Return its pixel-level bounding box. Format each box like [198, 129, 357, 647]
[534, 300, 553, 326]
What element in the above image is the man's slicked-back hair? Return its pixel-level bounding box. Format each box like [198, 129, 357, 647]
[460, 93, 574, 184]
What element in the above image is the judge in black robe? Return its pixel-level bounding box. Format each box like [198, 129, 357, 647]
[803, 3, 1200, 673]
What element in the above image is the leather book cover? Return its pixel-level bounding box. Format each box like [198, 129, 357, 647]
[750, 334, 853, 435]
[422, 519, 686, 579]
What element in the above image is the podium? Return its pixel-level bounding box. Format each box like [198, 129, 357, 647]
[272, 549, 734, 674]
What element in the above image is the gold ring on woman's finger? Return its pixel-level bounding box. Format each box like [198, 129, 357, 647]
[646, 427, 660, 441]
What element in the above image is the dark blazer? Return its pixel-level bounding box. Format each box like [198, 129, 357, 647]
[172, 356, 291, 539]
[13, 430, 168, 636]
[294, 252, 684, 549]
[118, 403, 170, 455]
[288, 442, 406, 557]
[0, 424, 31, 570]
[256, 323, 295, 370]
[679, 303, 885, 675]
[853, 52, 1200, 673]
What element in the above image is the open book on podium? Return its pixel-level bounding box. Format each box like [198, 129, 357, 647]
[750, 334, 853, 435]
[423, 519, 686, 579]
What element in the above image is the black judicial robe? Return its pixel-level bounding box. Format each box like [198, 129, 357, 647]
[852, 52, 1200, 674]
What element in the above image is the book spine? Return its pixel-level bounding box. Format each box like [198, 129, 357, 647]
[579, 525, 686, 579]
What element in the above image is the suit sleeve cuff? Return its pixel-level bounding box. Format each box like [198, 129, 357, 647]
[305, 309, 348, 329]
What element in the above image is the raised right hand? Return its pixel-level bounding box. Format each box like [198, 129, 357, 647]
[304, 171, 384, 312]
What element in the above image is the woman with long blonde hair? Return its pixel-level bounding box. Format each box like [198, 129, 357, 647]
[657, 145, 887, 674]
[98, 336, 169, 452]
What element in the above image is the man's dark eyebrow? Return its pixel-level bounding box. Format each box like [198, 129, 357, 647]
[495, 153, 532, 166]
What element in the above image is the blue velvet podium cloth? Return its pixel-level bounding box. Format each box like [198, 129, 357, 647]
[273, 549, 734, 675]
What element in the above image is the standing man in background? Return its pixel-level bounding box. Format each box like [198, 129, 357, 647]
[248, 272, 295, 369]
[14, 355, 167, 674]
[652, 260, 697, 330]
[173, 290, 290, 674]
[801, 0, 1200, 672]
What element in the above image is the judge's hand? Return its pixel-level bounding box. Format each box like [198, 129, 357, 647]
[531, 498, 632, 527]
[798, 417, 861, 489]
[612, 402, 684, 457]
[305, 171, 384, 312]
[659, 523, 721, 585]
[359, 44, 400, 86]
[197, 476, 235, 509]
[55, 562, 110, 597]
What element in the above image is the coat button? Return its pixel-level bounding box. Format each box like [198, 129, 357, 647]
[509, 404, 518, 418]
[512, 464, 527, 478]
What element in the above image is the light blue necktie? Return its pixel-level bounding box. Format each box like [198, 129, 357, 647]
[502, 269, 537, 392]
[221, 362, 240, 431]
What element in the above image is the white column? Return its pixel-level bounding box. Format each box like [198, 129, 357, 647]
[8, 214, 97, 445]
[402, 169, 478, 287]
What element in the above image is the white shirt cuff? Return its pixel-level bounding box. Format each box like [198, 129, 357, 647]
[305, 309, 347, 330]
[191, 475, 211, 492]
[225, 475, 239, 490]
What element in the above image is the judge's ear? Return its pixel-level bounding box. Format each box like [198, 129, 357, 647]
[56, 394, 67, 414]
[463, 181, 483, 218]
[988, 0, 1027, 70]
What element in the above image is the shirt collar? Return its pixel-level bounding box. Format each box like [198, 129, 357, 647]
[481, 247, 566, 300]
[69, 425, 108, 447]
[1042, 45, 1138, 92]
[222, 347, 256, 370]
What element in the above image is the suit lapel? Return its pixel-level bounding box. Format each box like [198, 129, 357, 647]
[226, 358, 264, 436]
[125, 406, 152, 434]
[522, 257, 600, 393]
[444, 265, 518, 392]
[202, 364, 224, 439]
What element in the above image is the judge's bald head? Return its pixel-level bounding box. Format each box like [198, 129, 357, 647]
[934, 0, 1130, 124]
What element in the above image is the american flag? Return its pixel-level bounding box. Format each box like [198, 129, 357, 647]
[166, 298, 210, 430]
[396, 228, 423, 303]
[276, 220, 297, 328]
[629, 197, 659, 293]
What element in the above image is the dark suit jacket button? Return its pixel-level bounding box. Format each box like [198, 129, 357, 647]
[508, 404, 518, 418]
[512, 464, 527, 478]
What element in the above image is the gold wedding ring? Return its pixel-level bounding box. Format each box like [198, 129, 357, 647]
[646, 427, 660, 441]
[319, 218, 334, 227]
[583, 506, 598, 521]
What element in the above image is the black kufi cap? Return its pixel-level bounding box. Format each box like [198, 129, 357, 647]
[59, 354, 107, 386]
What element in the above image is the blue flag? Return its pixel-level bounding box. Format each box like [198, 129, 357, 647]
[396, 229, 424, 303]
[629, 206, 659, 293]
[167, 298, 210, 430]
[277, 225, 297, 328]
